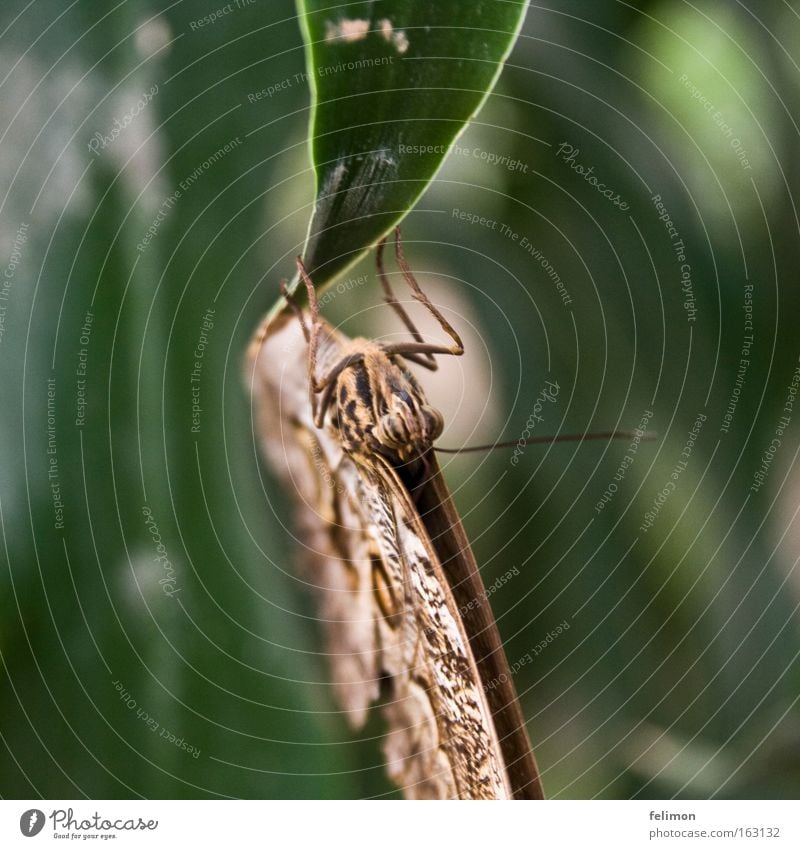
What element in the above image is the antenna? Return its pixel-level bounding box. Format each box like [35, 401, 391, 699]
[436, 430, 658, 454]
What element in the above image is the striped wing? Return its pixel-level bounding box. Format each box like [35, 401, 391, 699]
[247, 313, 511, 799]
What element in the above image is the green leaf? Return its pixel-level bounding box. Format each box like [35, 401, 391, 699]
[281, 0, 527, 309]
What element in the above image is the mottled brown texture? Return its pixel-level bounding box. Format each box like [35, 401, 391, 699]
[246, 310, 542, 799]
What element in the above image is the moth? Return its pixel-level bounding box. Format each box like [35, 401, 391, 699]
[246, 231, 544, 799]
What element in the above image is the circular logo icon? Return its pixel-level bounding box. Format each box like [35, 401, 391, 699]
[19, 809, 45, 837]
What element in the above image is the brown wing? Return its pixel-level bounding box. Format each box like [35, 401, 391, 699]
[247, 313, 511, 798]
[247, 313, 380, 726]
[412, 454, 545, 799]
[353, 457, 510, 798]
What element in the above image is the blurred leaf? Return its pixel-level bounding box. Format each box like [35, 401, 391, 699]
[3, 0, 800, 802]
[640, 2, 782, 215]
[283, 0, 527, 308]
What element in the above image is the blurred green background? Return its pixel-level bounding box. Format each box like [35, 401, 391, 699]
[2, 0, 799, 799]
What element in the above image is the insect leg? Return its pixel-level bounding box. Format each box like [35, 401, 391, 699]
[313, 352, 364, 429]
[280, 279, 311, 344]
[382, 341, 463, 359]
[397, 351, 444, 368]
[393, 228, 464, 357]
[295, 256, 328, 421]
[293, 259, 370, 428]
[376, 237, 437, 371]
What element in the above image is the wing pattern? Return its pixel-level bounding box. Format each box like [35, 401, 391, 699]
[247, 313, 510, 799]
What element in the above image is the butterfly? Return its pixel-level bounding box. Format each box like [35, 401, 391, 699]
[246, 230, 544, 799]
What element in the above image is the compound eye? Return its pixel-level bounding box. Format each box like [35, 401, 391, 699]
[377, 413, 408, 448]
[421, 405, 443, 442]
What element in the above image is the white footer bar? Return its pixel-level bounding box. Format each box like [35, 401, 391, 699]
[2, 800, 796, 848]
